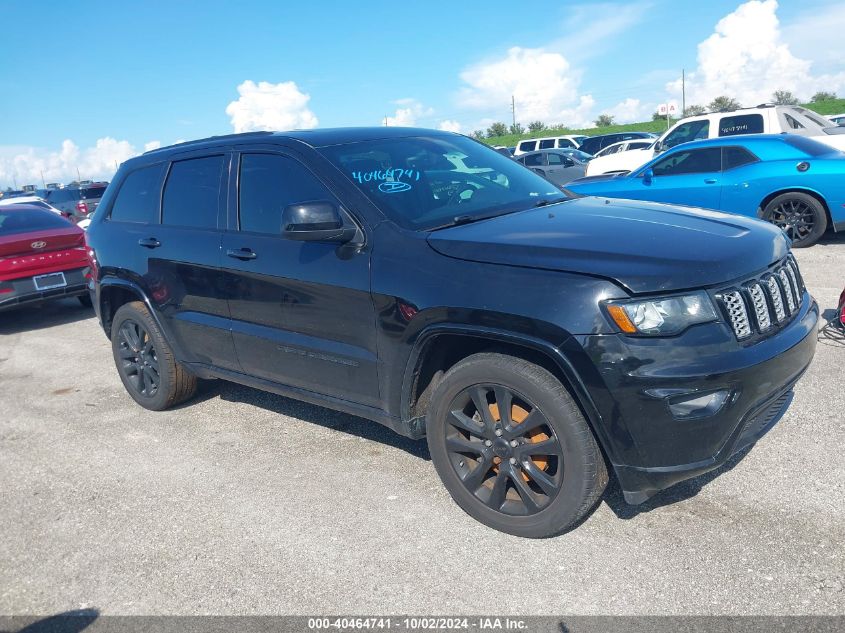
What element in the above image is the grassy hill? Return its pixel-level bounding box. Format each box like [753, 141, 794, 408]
[484, 98, 845, 147]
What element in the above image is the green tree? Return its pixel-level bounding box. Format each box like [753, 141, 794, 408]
[772, 90, 799, 105]
[652, 111, 665, 121]
[707, 96, 741, 112]
[594, 114, 615, 127]
[527, 120, 546, 132]
[509, 122, 525, 135]
[471, 130, 486, 140]
[486, 122, 508, 138]
[683, 105, 706, 117]
[811, 91, 837, 102]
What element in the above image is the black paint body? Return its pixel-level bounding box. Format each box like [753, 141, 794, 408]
[87, 128, 818, 504]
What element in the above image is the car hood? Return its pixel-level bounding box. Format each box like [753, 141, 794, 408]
[426, 197, 789, 294]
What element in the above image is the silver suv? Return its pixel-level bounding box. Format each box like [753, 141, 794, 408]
[44, 184, 107, 219]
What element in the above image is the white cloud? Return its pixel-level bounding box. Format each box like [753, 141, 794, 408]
[144, 140, 161, 152]
[226, 80, 318, 133]
[606, 98, 649, 124]
[382, 99, 434, 127]
[457, 47, 595, 127]
[437, 120, 462, 133]
[667, 0, 845, 107]
[0, 137, 149, 188]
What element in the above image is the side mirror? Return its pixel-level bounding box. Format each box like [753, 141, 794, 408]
[281, 201, 357, 243]
[642, 168, 654, 185]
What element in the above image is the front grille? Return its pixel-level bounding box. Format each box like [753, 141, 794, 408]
[717, 255, 805, 342]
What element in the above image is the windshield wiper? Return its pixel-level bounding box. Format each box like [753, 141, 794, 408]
[427, 211, 513, 231]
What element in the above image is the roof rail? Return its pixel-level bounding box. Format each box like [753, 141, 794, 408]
[143, 131, 276, 154]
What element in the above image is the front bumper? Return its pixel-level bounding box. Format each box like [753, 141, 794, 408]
[573, 293, 818, 504]
[0, 267, 89, 311]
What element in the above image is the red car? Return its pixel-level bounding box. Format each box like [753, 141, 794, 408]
[0, 204, 92, 311]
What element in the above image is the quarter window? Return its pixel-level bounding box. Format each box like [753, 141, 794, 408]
[723, 147, 758, 170]
[109, 163, 166, 224]
[238, 153, 337, 234]
[718, 114, 764, 137]
[538, 139, 555, 149]
[161, 156, 224, 229]
[521, 153, 544, 167]
[651, 147, 721, 176]
[517, 140, 536, 152]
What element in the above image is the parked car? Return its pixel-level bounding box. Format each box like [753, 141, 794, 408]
[515, 149, 587, 186]
[44, 183, 107, 219]
[568, 134, 845, 247]
[592, 139, 655, 159]
[0, 204, 92, 310]
[556, 148, 594, 162]
[587, 105, 845, 176]
[88, 128, 817, 538]
[577, 132, 656, 157]
[0, 195, 70, 218]
[829, 113, 845, 126]
[514, 135, 588, 155]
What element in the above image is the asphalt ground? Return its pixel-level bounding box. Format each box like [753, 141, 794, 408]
[1, 235, 843, 616]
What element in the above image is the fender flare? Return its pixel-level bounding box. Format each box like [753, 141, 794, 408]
[97, 277, 185, 360]
[399, 323, 620, 464]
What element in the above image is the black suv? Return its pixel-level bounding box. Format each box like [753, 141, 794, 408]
[577, 132, 656, 156]
[88, 128, 818, 537]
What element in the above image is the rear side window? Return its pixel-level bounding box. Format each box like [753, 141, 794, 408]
[538, 139, 555, 149]
[557, 138, 575, 148]
[238, 153, 336, 235]
[718, 114, 764, 137]
[517, 140, 537, 152]
[109, 164, 166, 224]
[162, 156, 224, 229]
[723, 147, 758, 170]
[782, 135, 835, 156]
[521, 154, 544, 167]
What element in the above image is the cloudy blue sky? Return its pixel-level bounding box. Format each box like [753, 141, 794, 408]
[1, 0, 842, 187]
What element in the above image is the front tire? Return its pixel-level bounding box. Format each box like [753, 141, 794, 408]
[762, 192, 827, 248]
[111, 301, 197, 411]
[426, 353, 607, 538]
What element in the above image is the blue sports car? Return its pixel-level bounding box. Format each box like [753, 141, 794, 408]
[566, 134, 845, 247]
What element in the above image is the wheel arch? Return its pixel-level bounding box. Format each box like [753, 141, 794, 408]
[401, 325, 615, 464]
[98, 278, 172, 346]
[759, 187, 833, 231]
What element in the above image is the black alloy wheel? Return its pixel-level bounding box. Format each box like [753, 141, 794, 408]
[445, 384, 563, 516]
[762, 192, 827, 248]
[117, 319, 160, 398]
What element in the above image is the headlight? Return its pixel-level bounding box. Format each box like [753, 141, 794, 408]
[605, 291, 718, 335]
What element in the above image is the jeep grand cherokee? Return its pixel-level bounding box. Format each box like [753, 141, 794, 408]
[86, 128, 818, 537]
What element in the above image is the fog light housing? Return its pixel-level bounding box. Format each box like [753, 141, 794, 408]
[667, 390, 730, 420]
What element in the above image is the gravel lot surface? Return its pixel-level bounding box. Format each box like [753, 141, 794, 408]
[1, 235, 843, 616]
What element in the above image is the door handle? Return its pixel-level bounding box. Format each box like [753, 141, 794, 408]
[704, 178, 718, 184]
[138, 238, 161, 248]
[227, 248, 257, 260]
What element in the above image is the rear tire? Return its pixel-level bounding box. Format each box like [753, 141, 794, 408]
[762, 192, 827, 248]
[426, 353, 607, 538]
[111, 301, 197, 411]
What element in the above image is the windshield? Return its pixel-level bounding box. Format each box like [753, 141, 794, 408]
[319, 135, 566, 230]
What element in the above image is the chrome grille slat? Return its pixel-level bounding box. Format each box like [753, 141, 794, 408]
[723, 291, 752, 339]
[778, 268, 797, 314]
[717, 257, 805, 343]
[748, 283, 771, 330]
[766, 275, 786, 322]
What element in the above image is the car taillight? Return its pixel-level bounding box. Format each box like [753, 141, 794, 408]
[76, 201, 89, 214]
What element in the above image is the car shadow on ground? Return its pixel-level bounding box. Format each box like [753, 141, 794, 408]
[8, 609, 99, 633]
[211, 379, 431, 460]
[0, 298, 94, 335]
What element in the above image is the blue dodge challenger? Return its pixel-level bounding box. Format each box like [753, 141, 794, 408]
[566, 134, 845, 247]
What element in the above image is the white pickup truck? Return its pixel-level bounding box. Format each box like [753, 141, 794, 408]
[585, 105, 845, 175]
